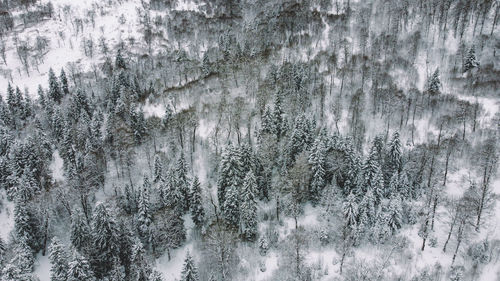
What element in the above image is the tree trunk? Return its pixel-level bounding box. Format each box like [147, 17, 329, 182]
[443, 209, 458, 252]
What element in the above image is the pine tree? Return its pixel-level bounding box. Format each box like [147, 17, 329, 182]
[67, 249, 95, 281]
[149, 270, 164, 281]
[130, 239, 151, 281]
[386, 196, 403, 234]
[272, 93, 284, 140]
[388, 131, 402, 174]
[12, 239, 34, 274]
[138, 176, 153, 243]
[91, 202, 119, 277]
[363, 145, 384, 198]
[463, 45, 479, 73]
[48, 68, 62, 103]
[190, 176, 205, 228]
[180, 251, 199, 281]
[153, 154, 163, 183]
[108, 258, 125, 281]
[1, 263, 22, 281]
[223, 183, 240, 229]
[176, 152, 190, 212]
[288, 114, 313, 165]
[14, 200, 40, 251]
[70, 211, 91, 253]
[309, 136, 326, 204]
[115, 49, 126, 69]
[6, 83, 15, 113]
[60, 69, 69, 95]
[343, 194, 358, 232]
[427, 69, 441, 96]
[217, 145, 243, 209]
[241, 171, 258, 241]
[48, 237, 68, 281]
[260, 106, 274, 135]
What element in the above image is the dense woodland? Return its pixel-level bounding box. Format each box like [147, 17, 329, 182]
[0, 0, 499, 280]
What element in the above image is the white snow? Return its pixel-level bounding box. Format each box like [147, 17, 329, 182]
[49, 150, 65, 183]
[154, 214, 195, 281]
[33, 252, 51, 281]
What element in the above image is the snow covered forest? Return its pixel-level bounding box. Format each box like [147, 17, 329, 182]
[0, 0, 499, 280]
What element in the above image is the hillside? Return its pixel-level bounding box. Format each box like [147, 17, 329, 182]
[0, 0, 499, 280]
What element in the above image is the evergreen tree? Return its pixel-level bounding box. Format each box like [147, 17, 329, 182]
[115, 49, 126, 69]
[6, 83, 15, 113]
[48, 68, 62, 103]
[13, 200, 40, 251]
[130, 239, 151, 281]
[223, 183, 240, 229]
[427, 69, 441, 96]
[1, 263, 22, 281]
[260, 106, 274, 135]
[241, 171, 258, 241]
[388, 131, 402, 174]
[153, 154, 163, 183]
[137, 176, 153, 243]
[70, 211, 91, 253]
[463, 45, 479, 73]
[67, 249, 95, 281]
[288, 114, 313, 165]
[309, 136, 326, 204]
[176, 152, 190, 212]
[60, 69, 69, 95]
[149, 270, 164, 281]
[363, 144, 385, 200]
[37, 85, 46, 109]
[91, 202, 119, 277]
[180, 251, 199, 281]
[386, 196, 403, 234]
[12, 240, 34, 275]
[190, 176, 205, 228]
[343, 194, 358, 232]
[272, 93, 284, 140]
[48, 237, 68, 281]
[217, 145, 243, 209]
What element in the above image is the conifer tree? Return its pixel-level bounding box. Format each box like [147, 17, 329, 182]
[260, 106, 274, 135]
[67, 249, 95, 281]
[138, 176, 153, 243]
[272, 93, 284, 140]
[48, 68, 62, 103]
[149, 270, 164, 281]
[217, 145, 243, 209]
[130, 239, 151, 281]
[60, 69, 69, 95]
[70, 211, 91, 254]
[388, 131, 402, 174]
[49, 237, 68, 281]
[309, 136, 326, 204]
[1, 263, 22, 281]
[223, 183, 240, 229]
[190, 176, 205, 228]
[115, 49, 126, 70]
[427, 69, 441, 96]
[241, 171, 258, 241]
[343, 194, 358, 232]
[180, 251, 199, 281]
[386, 196, 403, 234]
[14, 200, 40, 251]
[153, 154, 163, 183]
[91, 202, 119, 277]
[463, 45, 479, 73]
[12, 239, 34, 275]
[176, 152, 190, 212]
